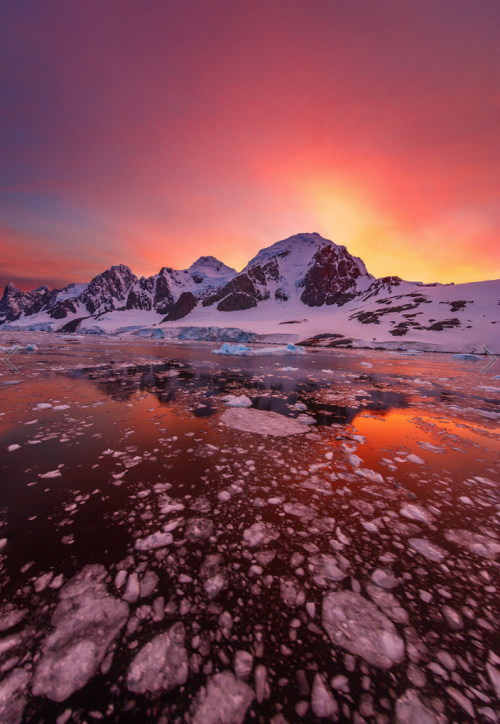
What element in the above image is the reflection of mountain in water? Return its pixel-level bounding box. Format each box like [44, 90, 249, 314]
[66, 361, 410, 426]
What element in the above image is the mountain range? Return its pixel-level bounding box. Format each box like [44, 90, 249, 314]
[1, 233, 499, 352]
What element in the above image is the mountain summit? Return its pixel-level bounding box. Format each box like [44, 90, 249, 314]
[1, 232, 498, 353]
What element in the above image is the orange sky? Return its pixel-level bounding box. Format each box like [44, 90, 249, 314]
[1, 0, 499, 290]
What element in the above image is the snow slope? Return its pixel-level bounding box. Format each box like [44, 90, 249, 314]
[1, 233, 498, 352]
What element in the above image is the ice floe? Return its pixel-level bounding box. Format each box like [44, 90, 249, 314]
[221, 408, 308, 436]
[126, 622, 188, 693]
[408, 538, 447, 562]
[190, 671, 254, 724]
[322, 591, 405, 669]
[212, 342, 305, 356]
[444, 529, 500, 559]
[32, 565, 129, 702]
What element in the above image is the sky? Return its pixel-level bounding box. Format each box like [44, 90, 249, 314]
[1, 0, 499, 291]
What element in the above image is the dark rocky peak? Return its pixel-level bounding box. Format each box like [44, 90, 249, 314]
[0, 282, 54, 322]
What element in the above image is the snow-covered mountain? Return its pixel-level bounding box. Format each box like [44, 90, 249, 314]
[1, 233, 499, 352]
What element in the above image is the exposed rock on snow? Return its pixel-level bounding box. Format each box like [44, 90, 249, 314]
[126, 622, 188, 694]
[190, 671, 254, 724]
[32, 564, 129, 702]
[221, 408, 308, 436]
[322, 591, 405, 669]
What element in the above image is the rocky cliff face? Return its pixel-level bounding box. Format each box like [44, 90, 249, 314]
[202, 232, 373, 312]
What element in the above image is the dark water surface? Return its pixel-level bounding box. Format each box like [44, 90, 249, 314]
[0, 333, 499, 723]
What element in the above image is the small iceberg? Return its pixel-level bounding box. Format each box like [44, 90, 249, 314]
[451, 353, 482, 361]
[212, 342, 305, 357]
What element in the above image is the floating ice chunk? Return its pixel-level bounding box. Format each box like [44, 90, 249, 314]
[255, 664, 270, 703]
[135, 531, 173, 551]
[212, 342, 305, 357]
[212, 343, 254, 356]
[408, 538, 447, 562]
[294, 402, 307, 411]
[348, 454, 362, 468]
[204, 573, 227, 599]
[126, 623, 188, 694]
[418, 442, 446, 454]
[312, 554, 347, 582]
[311, 673, 339, 719]
[191, 671, 254, 724]
[0, 607, 27, 631]
[283, 503, 314, 519]
[122, 573, 140, 603]
[371, 569, 398, 589]
[115, 570, 127, 589]
[243, 522, 279, 547]
[406, 454, 425, 465]
[400, 504, 432, 524]
[366, 584, 408, 624]
[395, 688, 440, 724]
[35, 403, 53, 410]
[34, 572, 54, 592]
[0, 667, 31, 724]
[280, 366, 299, 371]
[444, 529, 500, 559]
[446, 687, 475, 717]
[355, 468, 384, 484]
[234, 650, 253, 679]
[39, 470, 62, 479]
[322, 591, 405, 669]
[441, 606, 463, 630]
[280, 578, 305, 608]
[486, 662, 500, 700]
[186, 518, 214, 542]
[139, 571, 159, 598]
[360, 362, 373, 367]
[296, 414, 316, 425]
[451, 354, 482, 361]
[225, 395, 252, 408]
[32, 565, 129, 702]
[222, 408, 307, 437]
[218, 490, 232, 502]
[7, 444, 21, 452]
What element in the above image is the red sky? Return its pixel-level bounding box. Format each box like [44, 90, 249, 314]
[1, 0, 499, 290]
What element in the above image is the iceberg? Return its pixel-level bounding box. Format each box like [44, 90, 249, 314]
[451, 353, 482, 361]
[212, 342, 305, 356]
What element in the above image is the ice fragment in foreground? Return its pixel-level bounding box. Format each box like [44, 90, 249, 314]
[322, 591, 405, 669]
[408, 538, 447, 562]
[191, 671, 254, 724]
[221, 408, 307, 437]
[126, 622, 188, 693]
[395, 689, 441, 724]
[444, 529, 500, 559]
[311, 673, 339, 718]
[32, 565, 129, 702]
[135, 531, 173, 551]
[0, 667, 31, 724]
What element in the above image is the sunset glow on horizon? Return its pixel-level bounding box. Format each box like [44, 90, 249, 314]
[1, 0, 499, 290]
